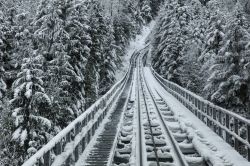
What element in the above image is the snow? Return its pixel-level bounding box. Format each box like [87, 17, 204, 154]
[26, 82, 33, 91]
[25, 68, 31, 79]
[107, 70, 135, 166]
[25, 89, 32, 99]
[143, 67, 250, 166]
[20, 129, 28, 145]
[12, 107, 23, 117]
[13, 82, 26, 99]
[74, 83, 129, 166]
[22, 64, 131, 166]
[27, 147, 38, 154]
[115, 21, 155, 81]
[12, 127, 22, 141]
[15, 115, 23, 127]
[30, 115, 52, 128]
[185, 156, 204, 164]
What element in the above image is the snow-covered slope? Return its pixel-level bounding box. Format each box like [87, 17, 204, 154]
[115, 21, 155, 81]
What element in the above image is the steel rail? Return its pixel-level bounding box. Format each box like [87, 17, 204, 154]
[137, 53, 161, 166]
[139, 54, 189, 166]
[136, 55, 144, 166]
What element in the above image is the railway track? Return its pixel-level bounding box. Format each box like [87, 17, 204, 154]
[135, 52, 210, 166]
[92, 49, 211, 166]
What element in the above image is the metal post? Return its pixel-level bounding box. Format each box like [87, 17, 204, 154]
[234, 118, 239, 152]
[66, 132, 71, 143]
[44, 151, 51, 166]
[92, 124, 95, 136]
[218, 111, 222, 137]
[55, 142, 62, 155]
[198, 111, 201, 119]
[207, 105, 210, 127]
[74, 145, 79, 162]
[87, 130, 91, 143]
[213, 108, 216, 120]
[226, 114, 230, 143]
[81, 137, 85, 152]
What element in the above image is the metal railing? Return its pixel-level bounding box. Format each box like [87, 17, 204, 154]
[22, 59, 135, 166]
[151, 67, 250, 161]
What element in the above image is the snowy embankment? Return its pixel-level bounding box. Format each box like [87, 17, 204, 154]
[115, 21, 155, 81]
[143, 67, 250, 166]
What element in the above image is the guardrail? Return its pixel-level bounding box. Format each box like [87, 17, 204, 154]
[22, 55, 136, 166]
[151, 67, 250, 161]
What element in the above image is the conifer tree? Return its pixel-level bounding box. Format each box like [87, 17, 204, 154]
[152, 1, 189, 85]
[85, 2, 105, 107]
[33, 0, 91, 127]
[205, 5, 250, 113]
[200, 18, 225, 97]
[10, 53, 51, 161]
[65, 0, 92, 116]
[149, 0, 162, 17]
[0, 7, 18, 90]
[113, 16, 128, 57]
[140, 0, 152, 24]
[99, 24, 120, 95]
[0, 12, 7, 98]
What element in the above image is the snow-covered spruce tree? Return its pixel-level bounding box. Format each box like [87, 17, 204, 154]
[64, 0, 92, 116]
[173, 0, 204, 91]
[33, 0, 91, 127]
[140, 0, 152, 24]
[85, 2, 105, 107]
[0, 6, 19, 91]
[0, 102, 13, 166]
[110, 0, 151, 59]
[0, 4, 33, 165]
[113, 0, 141, 51]
[99, 23, 120, 95]
[148, 0, 162, 17]
[199, 17, 225, 62]
[151, 2, 175, 75]
[10, 53, 51, 162]
[0, 12, 7, 99]
[113, 15, 129, 57]
[152, 1, 190, 85]
[178, 1, 205, 93]
[200, 17, 225, 98]
[33, 0, 70, 128]
[245, 0, 250, 14]
[0, 12, 9, 165]
[205, 5, 250, 114]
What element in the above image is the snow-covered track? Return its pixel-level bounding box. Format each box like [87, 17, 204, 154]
[137, 55, 178, 166]
[136, 52, 209, 166]
[110, 81, 136, 166]
[82, 68, 134, 166]
[151, 67, 250, 162]
[141, 77, 209, 166]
